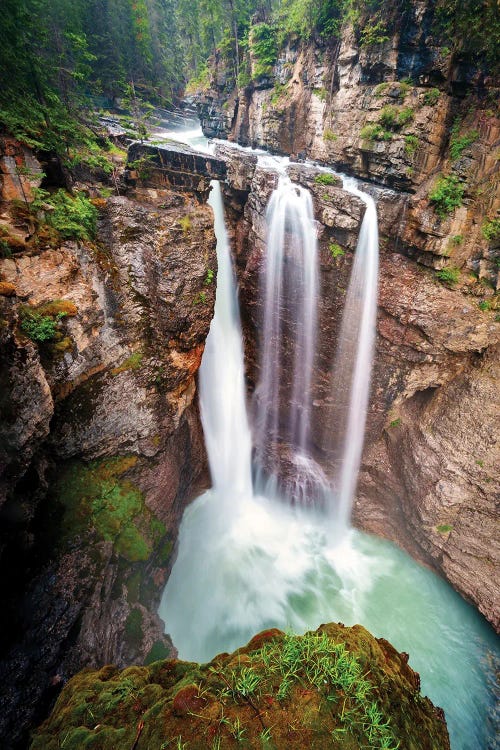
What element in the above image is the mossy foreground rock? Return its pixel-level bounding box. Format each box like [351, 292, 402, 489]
[32, 623, 449, 750]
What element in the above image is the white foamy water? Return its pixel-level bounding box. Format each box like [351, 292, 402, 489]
[157, 124, 499, 750]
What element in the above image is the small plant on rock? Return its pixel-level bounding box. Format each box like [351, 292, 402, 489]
[429, 175, 465, 218]
[436, 266, 460, 286]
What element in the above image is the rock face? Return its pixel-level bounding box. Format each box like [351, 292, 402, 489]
[0, 140, 218, 747]
[31, 622, 450, 750]
[127, 141, 226, 199]
[213, 75, 499, 634]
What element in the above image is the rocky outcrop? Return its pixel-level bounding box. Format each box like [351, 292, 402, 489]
[0, 140, 218, 747]
[31, 622, 450, 750]
[127, 141, 226, 200]
[214, 134, 499, 632]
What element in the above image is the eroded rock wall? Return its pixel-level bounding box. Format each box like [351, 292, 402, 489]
[0, 141, 220, 746]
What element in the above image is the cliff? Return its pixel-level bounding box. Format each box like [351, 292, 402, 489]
[199, 3, 499, 633]
[31, 622, 450, 750]
[0, 135, 224, 747]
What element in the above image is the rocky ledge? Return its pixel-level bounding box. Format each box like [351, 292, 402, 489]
[31, 622, 450, 750]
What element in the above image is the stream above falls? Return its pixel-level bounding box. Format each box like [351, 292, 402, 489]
[153, 115, 499, 750]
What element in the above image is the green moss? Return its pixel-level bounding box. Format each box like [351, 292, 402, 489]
[482, 218, 500, 243]
[111, 351, 143, 376]
[179, 215, 192, 234]
[389, 418, 401, 428]
[52, 456, 163, 562]
[374, 82, 389, 97]
[436, 524, 453, 534]
[32, 623, 450, 750]
[449, 126, 479, 161]
[144, 640, 172, 666]
[323, 128, 337, 142]
[125, 608, 144, 649]
[404, 134, 419, 157]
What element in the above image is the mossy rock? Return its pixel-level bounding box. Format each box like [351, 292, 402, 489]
[31, 623, 450, 750]
[52, 456, 166, 563]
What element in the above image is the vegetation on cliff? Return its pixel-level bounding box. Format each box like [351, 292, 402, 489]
[31, 623, 450, 750]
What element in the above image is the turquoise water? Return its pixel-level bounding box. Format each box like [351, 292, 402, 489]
[160, 491, 499, 750]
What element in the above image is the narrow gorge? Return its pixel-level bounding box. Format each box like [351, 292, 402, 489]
[0, 0, 498, 748]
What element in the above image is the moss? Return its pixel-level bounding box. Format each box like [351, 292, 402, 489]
[436, 524, 453, 534]
[179, 215, 192, 234]
[52, 456, 163, 563]
[111, 351, 143, 376]
[144, 641, 172, 666]
[124, 608, 144, 649]
[32, 624, 450, 750]
[329, 242, 344, 260]
[37, 299, 78, 317]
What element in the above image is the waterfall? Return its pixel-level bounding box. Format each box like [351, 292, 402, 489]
[199, 181, 253, 498]
[158, 127, 499, 750]
[253, 175, 327, 507]
[327, 177, 379, 528]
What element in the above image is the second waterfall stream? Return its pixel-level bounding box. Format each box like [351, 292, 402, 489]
[158, 126, 499, 750]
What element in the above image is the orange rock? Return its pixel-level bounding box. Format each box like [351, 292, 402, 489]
[0, 281, 16, 296]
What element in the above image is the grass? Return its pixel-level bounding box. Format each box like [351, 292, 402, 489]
[251, 632, 399, 749]
[424, 88, 440, 106]
[449, 128, 479, 161]
[404, 135, 419, 157]
[323, 128, 337, 142]
[111, 351, 143, 376]
[482, 218, 500, 243]
[314, 172, 337, 185]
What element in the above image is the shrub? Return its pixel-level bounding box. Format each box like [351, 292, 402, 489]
[436, 266, 460, 285]
[44, 190, 98, 241]
[359, 20, 389, 47]
[379, 105, 398, 130]
[314, 172, 336, 185]
[482, 218, 500, 243]
[478, 300, 492, 311]
[429, 175, 465, 218]
[449, 128, 479, 161]
[404, 135, 419, 157]
[397, 106, 414, 128]
[20, 310, 59, 342]
[360, 123, 391, 142]
[424, 88, 440, 106]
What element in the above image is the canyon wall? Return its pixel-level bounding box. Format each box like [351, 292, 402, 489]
[0, 136, 224, 746]
[200, 5, 499, 632]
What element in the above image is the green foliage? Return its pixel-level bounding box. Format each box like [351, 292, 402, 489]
[329, 242, 344, 259]
[314, 172, 336, 185]
[124, 609, 144, 649]
[250, 23, 278, 79]
[20, 310, 59, 342]
[389, 418, 401, 428]
[424, 88, 440, 106]
[144, 640, 171, 665]
[482, 218, 500, 243]
[449, 125, 479, 161]
[205, 269, 214, 285]
[52, 456, 163, 562]
[360, 20, 389, 47]
[360, 123, 391, 142]
[433, 0, 500, 73]
[478, 300, 492, 311]
[323, 128, 337, 141]
[374, 82, 389, 97]
[429, 175, 465, 218]
[436, 266, 460, 286]
[404, 135, 419, 157]
[396, 106, 414, 128]
[450, 234, 463, 245]
[47, 190, 98, 241]
[436, 524, 453, 534]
